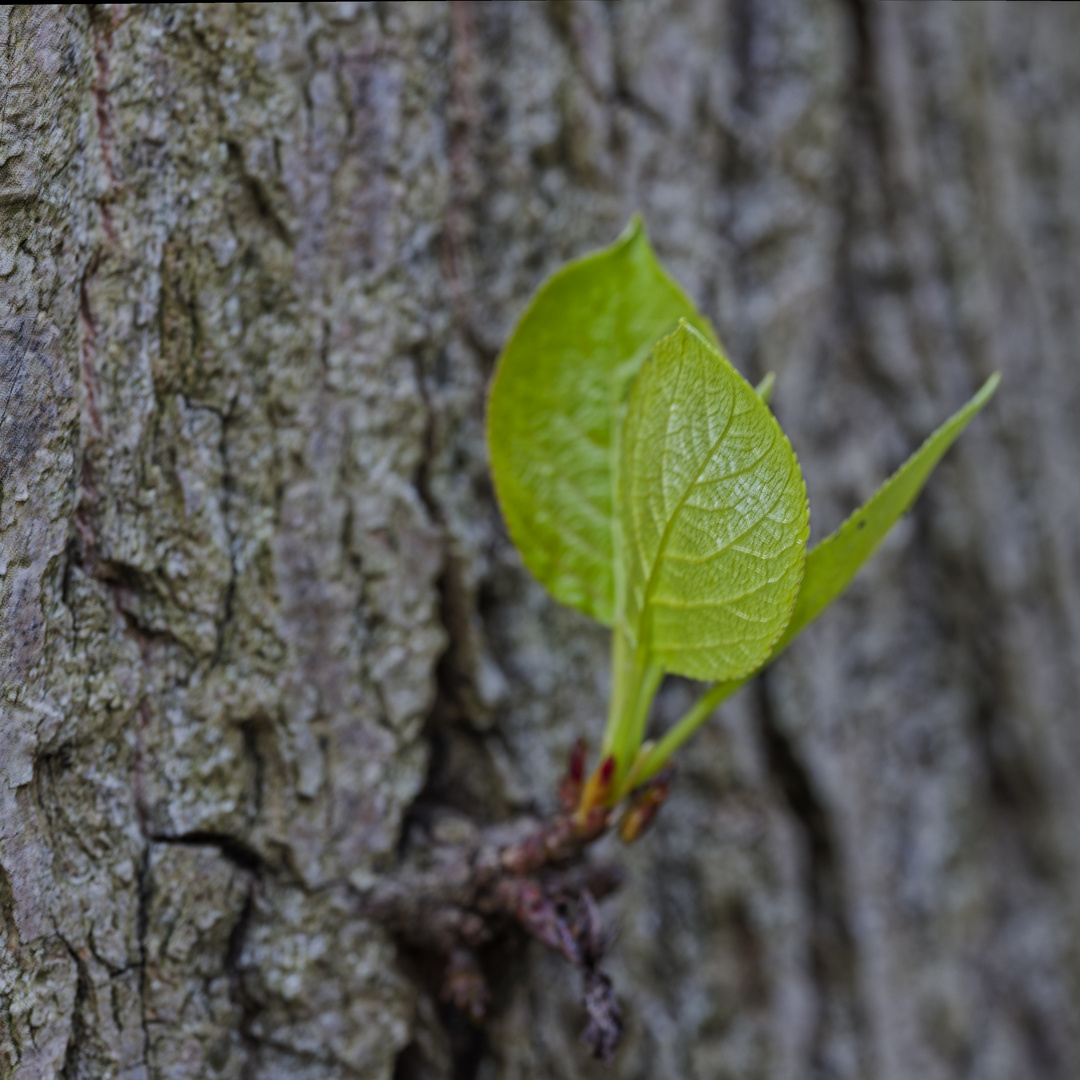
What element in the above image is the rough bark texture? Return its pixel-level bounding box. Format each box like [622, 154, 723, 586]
[1, 3, 1078, 1078]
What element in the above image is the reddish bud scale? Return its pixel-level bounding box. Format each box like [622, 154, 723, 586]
[598, 754, 616, 786]
[618, 771, 673, 844]
[558, 737, 588, 811]
[577, 805, 609, 841]
[512, 881, 581, 964]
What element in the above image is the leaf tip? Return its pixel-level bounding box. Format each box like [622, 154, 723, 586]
[669, 316, 710, 350]
[755, 371, 776, 405]
[620, 213, 646, 247]
[980, 372, 1002, 400]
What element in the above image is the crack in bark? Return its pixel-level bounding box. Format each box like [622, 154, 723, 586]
[224, 140, 294, 249]
[756, 675, 868, 1078]
[135, 844, 153, 1080]
[927, 528, 1061, 884]
[149, 831, 265, 876]
[89, 5, 122, 243]
[56, 936, 89, 1080]
[842, 0, 890, 179]
[225, 877, 259, 1080]
[210, 404, 239, 671]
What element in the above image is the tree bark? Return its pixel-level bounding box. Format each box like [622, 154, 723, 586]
[1, 3, 1078, 1078]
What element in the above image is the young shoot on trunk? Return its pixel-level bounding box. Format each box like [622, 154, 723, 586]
[488, 215, 998, 838]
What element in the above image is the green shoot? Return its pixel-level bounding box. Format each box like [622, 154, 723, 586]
[487, 219, 998, 830]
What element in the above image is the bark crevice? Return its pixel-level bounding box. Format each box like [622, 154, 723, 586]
[756, 675, 868, 1078]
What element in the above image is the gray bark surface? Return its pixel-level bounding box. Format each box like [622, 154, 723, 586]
[1, 3, 1078, 1078]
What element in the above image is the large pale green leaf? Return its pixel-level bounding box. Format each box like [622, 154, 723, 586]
[487, 217, 715, 626]
[636, 372, 1000, 784]
[618, 322, 809, 681]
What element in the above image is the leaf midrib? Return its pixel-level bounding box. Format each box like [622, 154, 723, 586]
[636, 389, 741, 622]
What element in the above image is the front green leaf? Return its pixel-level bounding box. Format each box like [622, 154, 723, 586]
[634, 373, 1000, 786]
[619, 322, 809, 681]
[487, 217, 715, 626]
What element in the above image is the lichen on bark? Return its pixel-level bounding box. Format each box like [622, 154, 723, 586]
[2, 3, 1080, 1080]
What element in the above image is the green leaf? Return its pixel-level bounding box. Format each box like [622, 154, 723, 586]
[754, 372, 776, 405]
[773, 372, 1000, 652]
[487, 217, 715, 626]
[618, 322, 809, 681]
[634, 373, 1000, 785]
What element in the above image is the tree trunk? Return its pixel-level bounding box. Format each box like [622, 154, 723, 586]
[2, 3, 1078, 1078]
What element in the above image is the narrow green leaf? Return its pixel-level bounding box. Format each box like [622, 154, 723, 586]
[619, 322, 809, 681]
[633, 675, 744, 787]
[773, 373, 1000, 652]
[487, 217, 715, 626]
[634, 373, 1000, 786]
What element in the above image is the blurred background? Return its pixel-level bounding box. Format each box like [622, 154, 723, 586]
[1, 3, 1078, 1078]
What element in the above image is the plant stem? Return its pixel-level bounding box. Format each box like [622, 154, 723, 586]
[601, 632, 662, 786]
[621, 657, 662, 776]
[634, 677, 746, 784]
[601, 626, 633, 759]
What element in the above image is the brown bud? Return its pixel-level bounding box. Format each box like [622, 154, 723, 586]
[575, 754, 618, 829]
[618, 769, 673, 844]
[558, 737, 588, 811]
